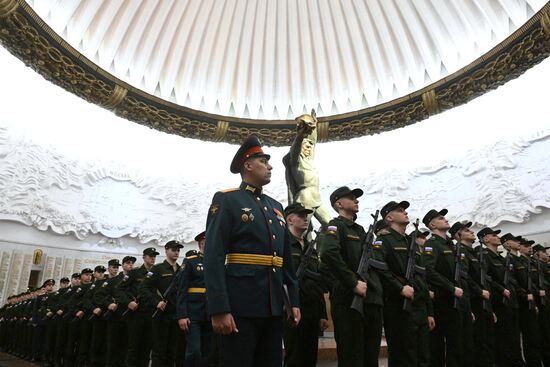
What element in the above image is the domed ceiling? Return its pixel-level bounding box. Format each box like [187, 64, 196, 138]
[1, 0, 550, 144]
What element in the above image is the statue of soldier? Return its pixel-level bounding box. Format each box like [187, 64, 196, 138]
[283, 110, 331, 227]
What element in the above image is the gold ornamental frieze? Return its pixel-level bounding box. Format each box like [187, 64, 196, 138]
[1, 0, 549, 146]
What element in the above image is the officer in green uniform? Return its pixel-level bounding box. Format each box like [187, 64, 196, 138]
[177, 231, 212, 367]
[43, 277, 69, 367]
[515, 238, 542, 367]
[320, 186, 384, 367]
[204, 135, 300, 367]
[450, 221, 493, 367]
[282, 203, 328, 367]
[54, 273, 81, 367]
[423, 209, 470, 367]
[483, 230, 523, 367]
[64, 268, 93, 367]
[533, 244, 550, 367]
[118, 247, 158, 367]
[139, 240, 183, 367]
[376, 201, 434, 367]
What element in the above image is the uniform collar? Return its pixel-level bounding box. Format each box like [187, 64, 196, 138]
[387, 227, 407, 241]
[240, 181, 262, 196]
[337, 215, 356, 227]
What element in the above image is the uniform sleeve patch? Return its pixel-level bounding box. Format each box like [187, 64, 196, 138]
[326, 225, 338, 235]
[424, 246, 433, 255]
[372, 240, 382, 248]
[209, 203, 220, 215]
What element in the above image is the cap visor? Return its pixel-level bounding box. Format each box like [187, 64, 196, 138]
[351, 188, 364, 198]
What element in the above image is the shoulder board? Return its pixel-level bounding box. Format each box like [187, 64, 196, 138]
[221, 187, 239, 193]
[186, 255, 198, 260]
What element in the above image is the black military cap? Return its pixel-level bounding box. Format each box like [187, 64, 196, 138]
[422, 209, 448, 227]
[71, 272, 81, 279]
[94, 265, 106, 272]
[330, 186, 364, 207]
[122, 256, 137, 264]
[500, 233, 521, 244]
[533, 244, 550, 252]
[80, 268, 93, 275]
[108, 259, 121, 267]
[284, 202, 314, 218]
[373, 219, 389, 234]
[143, 247, 160, 256]
[230, 135, 271, 174]
[477, 227, 501, 239]
[380, 200, 410, 218]
[60, 277, 70, 283]
[519, 237, 535, 246]
[449, 221, 472, 238]
[194, 231, 206, 242]
[165, 240, 184, 250]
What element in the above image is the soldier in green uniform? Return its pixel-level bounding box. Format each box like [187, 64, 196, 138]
[515, 238, 542, 367]
[282, 203, 328, 367]
[533, 244, 550, 367]
[320, 186, 385, 367]
[43, 277, 69, 367]
[90, 261, 118, 367]
[64, 268, 93, 367]
[423, 209, 471, 367]
[204, 135, 300, 367]
[98, 256, 135, 367]
[139, 240, 183, 367]
[30, 279, 55, 363]
[119, 247, 158, 367]
[450, 221, 493, 367]
[78, 265, 105, 367]
[376, 201, 434, 367]
[54, 273, 81, 367]
[484, 230, 523, 367]
[177, 231, 213, 367]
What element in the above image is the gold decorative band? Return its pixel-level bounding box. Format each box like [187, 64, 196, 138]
[214, 120, 229, 141]
[101, 84, 127, 109]
[0, 0, 18, 18]
[422, 89, 441, 115]
[317, 121, 329, 142]
[226, 253, 283, 268]
[541, 9, 550, 37]
[188, 287, 206, 294]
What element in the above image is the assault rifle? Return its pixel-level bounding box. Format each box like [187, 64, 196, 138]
[402, 219, 420, 312]
[503, 254, 512, 305]
[295, 230, 320, 281]
[351, 210, 388, 315]
[527, 257, 535, 310]
[152, 269, 182, 319]
[477, 237, 491, 312]
[453, 240, 463, 309]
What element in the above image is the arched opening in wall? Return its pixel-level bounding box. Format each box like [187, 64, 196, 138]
[28, 269, 41, 289]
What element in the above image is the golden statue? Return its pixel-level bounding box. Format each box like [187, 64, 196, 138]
[283, 110, 331, 226]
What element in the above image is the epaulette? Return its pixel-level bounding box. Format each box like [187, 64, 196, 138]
[221, 187, 239, 193]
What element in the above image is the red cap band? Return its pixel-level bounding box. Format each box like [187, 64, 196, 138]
[239, 146, 264, 167]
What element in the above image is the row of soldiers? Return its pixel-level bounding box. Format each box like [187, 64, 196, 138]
[0, 233, 216, 367]
[318, 190, 550, 367]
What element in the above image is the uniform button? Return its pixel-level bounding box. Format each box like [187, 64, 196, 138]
[272, 235, 276, 239]
[268, 219, 273, 224]
[256, 197, 260, 201]
[264, 206, 268, 211]
[272, 268, 276, 273]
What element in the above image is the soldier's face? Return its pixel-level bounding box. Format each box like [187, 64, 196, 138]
[122, 262, 134, 273]
[538, 251, 549, 262]
[483, 233, 500, 247]
[387, 207, 409, 225]
[507, 239, 521, 252]
[337, 195, 359, 213]
[519, 245, 531, 256]
[199, 239, 205, 254]
[166, 248, 180, 261]
[45, 284, 54, 292]
[81, 273, 92, 282]
[60, 282, 69, 289]
[71, 278, 81, 286]
[287, 212, 309, 232]
[143, 255, 156, 267]
[458, 228, 476, 242]
[429, 215, 450, 231]
[108, 265, 119, 276]
[245, 157, 272, 185]
[93, 271, 104, 280]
